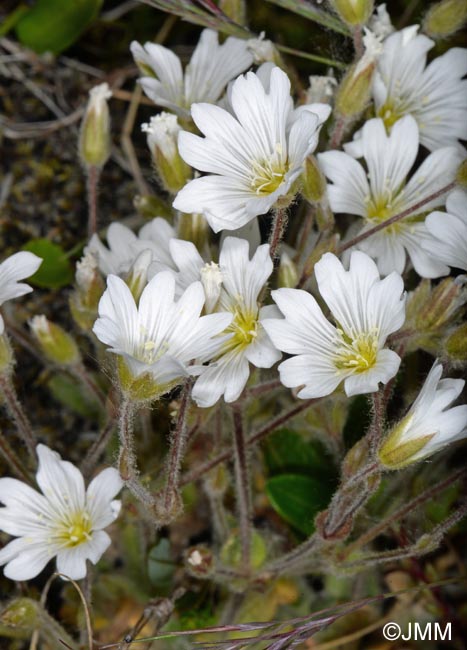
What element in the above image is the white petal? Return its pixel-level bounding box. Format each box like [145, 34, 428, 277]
[3, 546, 51, 581]
[36, 445, 86, 519]
[86, 468, 122, 529]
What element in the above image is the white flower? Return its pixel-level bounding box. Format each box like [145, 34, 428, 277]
[0, 252, 42, 334]
[378, 362, 467, 468]
[191, 238, 281, 407]
[88, 82, 112, 112]
[262, 252, 405, 398]
[423, 190, 467, 272]
[0, 444, 122, 581]
[131, 29, 253, 120]
[247, 32, 277, 64]
[318, 116, 464, 277]
[87, 218, 175, 277]
[173, 66, 331, 232]
[372, 25, 467, 150]
[93, 271, 232, 398]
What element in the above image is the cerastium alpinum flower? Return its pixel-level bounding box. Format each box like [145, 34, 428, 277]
[93, 271, 231, 401]
[263, 251, 405, 398]
[131, 29, 253, 120]
[173, 66, 331, 232]
[0, 251, 42, 339]
[319, 115, 463, 276]
[0, 444, 122, 580]
[372, 25, 467, 150]
[379, 362, 467, 469]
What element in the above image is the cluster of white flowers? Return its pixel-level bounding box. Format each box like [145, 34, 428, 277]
[1, 5, 467, 585]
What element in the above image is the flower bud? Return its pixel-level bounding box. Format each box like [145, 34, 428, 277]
[134, 194, 173, 220]
[125, 250, 152, 302]
[423, 0, 467, 38]
[79, 83, 112, 169]
[200, 262, 223, 313]
[69, 250, 105, 331]
[302, 156, 327, 203]
[185, 545, 214, 578]
[456, 159, 467, 190]
[0, 334, 14, 374]
[415, 277, 466, 332]
[142, 113, 191, 194]
[30, 315, 80, 366]
[331, 0, 374, 25]
[278, 252, 298, 288]
[306, 74, 337, 105]
[219, 0, 246, 24]
[444, 322, 467, 361]
[247, 32, 281, 65]
[335, 29, 382, 120]
[177, 212, 209, 251]
[378, 421, 434, 470]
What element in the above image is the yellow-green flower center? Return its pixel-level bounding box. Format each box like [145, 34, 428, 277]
[55, 511, 92, 548]
[377, 101, 406, 130]
[224, 306, 258, 352]
[334, 330, 379, 373]
[250, 151, 287, 195]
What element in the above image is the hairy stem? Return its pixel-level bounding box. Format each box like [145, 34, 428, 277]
[118, 398, 156, 511]
[338, 181, 457, 255]
[232, 404, 251, 570]
[0, 374, 36, 457]
[161, 379, 193, 519]
[269, 207, 288, 259]
[86, 165, 100, 237]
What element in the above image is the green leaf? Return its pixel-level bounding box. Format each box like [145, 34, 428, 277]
[147, 538, 176, 589]
[266, 474, 334, 536]
[22, 239, 74, 288]
[264, 428, 336, 480]
[15, 0, 102, 54]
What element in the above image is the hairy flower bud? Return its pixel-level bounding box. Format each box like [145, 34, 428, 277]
[0, 334, 14, 374]
[79, 83, 112, 169]
[278, 252, 298, 288]
[444, 322, 467, 361]
[331, 0, 374, 25]
[142, 113, 191, 194]
[30, 316, 80, 366]
[219, 0, 246, 24]
[70, 250, 105, 331]
[423, 0, 467, 38]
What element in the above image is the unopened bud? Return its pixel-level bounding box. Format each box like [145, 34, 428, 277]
[306, 74, 337, 104]
[444, 322, 467, 361]
[79, 83, 112, 169]
[335, 61, 374, 119]
[331, 0, 374, 25]
[302, 156, 327, 203]
[142, 113, 191, 194]
[200, 262, 223, 313]
[177, 212, 209, 250]
[134, 194, 173, 220]
[416, 277, 465, 332]
[70, 250, 105, 331]
[247, 32, 280, 65]
[278, 252, 298, 288]
[30, 315, 80, 366]
[423, 0, 467, 38]
[219, 0, 246, 24]
[0, 334, 14, 374]
[185, 545, 214, 577]
[456, 159, 467, 190]
[125, 250, 152, 302]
